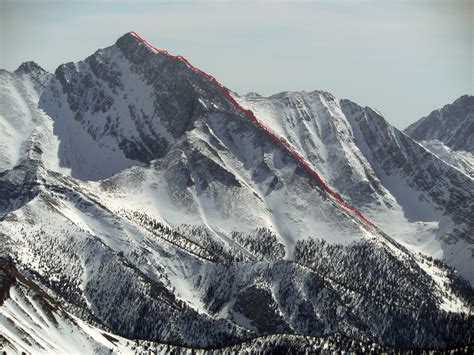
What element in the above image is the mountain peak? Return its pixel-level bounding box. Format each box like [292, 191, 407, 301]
[116, 31, 142, 45]
[14, 61, 47, 75]
[404, 94, 474, 154]
[245, 92, 262, 98]
[113, 31, 176, 69]
[115, 31, 151, 58]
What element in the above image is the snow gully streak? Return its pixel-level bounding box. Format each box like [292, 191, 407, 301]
[129, 31, 372, 226]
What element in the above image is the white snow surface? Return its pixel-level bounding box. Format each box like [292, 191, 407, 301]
[0, 68, 66, 175]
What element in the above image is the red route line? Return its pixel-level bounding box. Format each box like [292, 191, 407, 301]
[129, 31, 371, 227]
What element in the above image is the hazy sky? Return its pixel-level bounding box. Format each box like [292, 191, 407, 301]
[1, 0, 472, 128]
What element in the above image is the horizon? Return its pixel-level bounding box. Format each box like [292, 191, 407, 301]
[1, 0, 471, 129]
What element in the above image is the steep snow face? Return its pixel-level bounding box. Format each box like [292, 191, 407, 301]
[234, 92, 474, 285]
[0, 63, 65, 175]
[405, 95, 474, 154]
[0, 70, 33, 172]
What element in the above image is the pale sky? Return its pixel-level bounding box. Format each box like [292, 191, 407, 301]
[1, 0, 472, 128]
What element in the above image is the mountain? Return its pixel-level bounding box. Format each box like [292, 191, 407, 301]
[0, 32, 473, 352]
[404, 95, 474, 177]
[405, 95, 474, 154]
[234, 91, 474, 284]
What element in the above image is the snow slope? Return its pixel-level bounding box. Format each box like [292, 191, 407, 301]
[0, 62, 66, 176]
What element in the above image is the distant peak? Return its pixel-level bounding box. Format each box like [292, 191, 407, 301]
[15, 61, 47, 75]
[245, 92, 262, 98]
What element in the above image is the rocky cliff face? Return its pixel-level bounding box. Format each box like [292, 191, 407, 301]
[404, 95, 474, 179]
[0, 32, 472, 352]
[405, 95, 474, 154]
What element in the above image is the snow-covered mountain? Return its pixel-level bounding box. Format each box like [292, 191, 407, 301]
[0, 32, 473, 353]
[235, 91, 474, 284]
[405, 95, 473, 154]
[404, 95, 474, 177]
